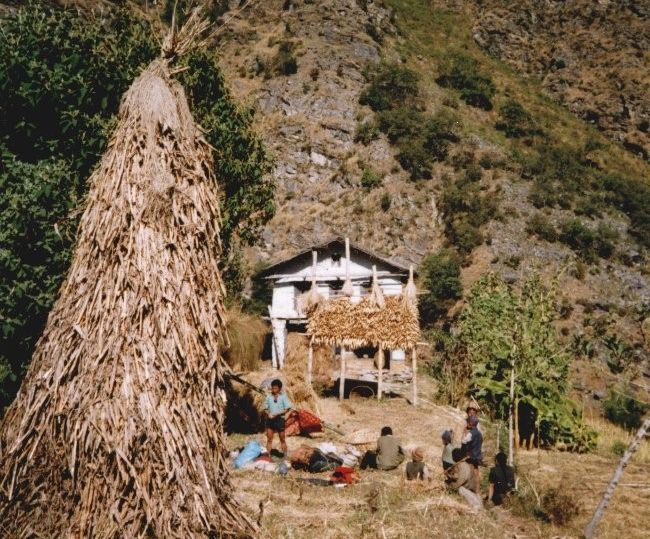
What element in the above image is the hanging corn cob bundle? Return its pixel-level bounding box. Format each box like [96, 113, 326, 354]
[0, 9, 254, 538]
[403, 264, 418, 313]
[341, 237, 354, 297]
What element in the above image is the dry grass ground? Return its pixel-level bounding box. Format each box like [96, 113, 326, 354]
[227, 369, 649, 538]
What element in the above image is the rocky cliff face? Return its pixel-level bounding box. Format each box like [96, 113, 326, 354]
[468, 0, 649, 159]
[216, 0, 444, 266]
[215, 0, 649, 382]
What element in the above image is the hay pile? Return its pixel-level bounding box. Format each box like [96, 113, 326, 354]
[307, 296, 420, 351]
[0, 12, 254, 538]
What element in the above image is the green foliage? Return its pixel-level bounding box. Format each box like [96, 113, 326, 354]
[376, 107, 459, 180]
[603, 386, 649, 430]
[418, 249, 462, 326]
[496, 99, 538, 138]
[436, 52, 496, 110]
[360, 166, 383, 189]
[600, 173, 650, 248]
[354, 120, 380, 145]
[611, 440, 627, 457]
[558, 219, 617, 263]
[359, 62, 420, 112]
[0, 3, 273, 409]
[526, 213, 558, 242]
[439, 168, 499, 255]
[270, 40, 298, 76]
[458, 273, 596, 451]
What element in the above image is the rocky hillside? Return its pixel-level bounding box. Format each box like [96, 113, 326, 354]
[468, 0, 649, 159]
[216, 0, 649, 388]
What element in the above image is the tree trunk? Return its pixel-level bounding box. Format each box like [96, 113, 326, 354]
[508, 365, 515, 466]
[584, 417, 650, 539]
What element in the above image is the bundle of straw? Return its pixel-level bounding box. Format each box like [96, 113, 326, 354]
[0, 10, 254, 538]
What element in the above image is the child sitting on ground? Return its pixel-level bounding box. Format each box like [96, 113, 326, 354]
[405, 447, 431, 481]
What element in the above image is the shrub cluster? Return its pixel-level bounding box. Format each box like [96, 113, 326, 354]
[440, 166, 500, 254]
[360, 166, 383, 189]
[558, 219, 617, 263]
[270, 40, 298, 76]
[436, 52, 496, 110]
[526, 213, 558, 242]
[496, 99, 539, 138]
[603, 386, 649, 430]
[358, 63, 459, 180]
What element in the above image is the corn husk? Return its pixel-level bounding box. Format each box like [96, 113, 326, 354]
[307, 296, 420, 351]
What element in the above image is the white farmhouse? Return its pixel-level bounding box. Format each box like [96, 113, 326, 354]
[256, 237, 412, 369]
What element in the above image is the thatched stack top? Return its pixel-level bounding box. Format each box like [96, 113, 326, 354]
[307, 296, 420, 350]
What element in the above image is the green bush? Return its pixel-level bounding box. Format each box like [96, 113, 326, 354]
[611, 440, 627, 456]
[600, 173, 650, 248]
[526, 213, 558, 242]
[0, 3, 273, 410]
[354, 120, 380, 145]
[496, 99, 538, 138]
[359, 62, 420, 111]
[418, 249, 463, 326]
[376, 108, 459, 179]
[603, 387, 649, 430]
[436, 52, 496, 110]
[360, 166, 383, 189]
[558, 219, 616, 262]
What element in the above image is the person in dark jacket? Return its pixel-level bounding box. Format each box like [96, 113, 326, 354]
[460, 415, 483, 490]
[405, 447, 431, 481]
[488, 452, 515, 505]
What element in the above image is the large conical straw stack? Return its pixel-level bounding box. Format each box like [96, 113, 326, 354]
[0, 10, 254, 538]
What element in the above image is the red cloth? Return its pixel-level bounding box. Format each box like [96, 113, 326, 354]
[284, 409, 323, 436]
[330, 466, 360, 485]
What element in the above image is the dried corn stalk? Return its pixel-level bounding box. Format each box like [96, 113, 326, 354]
[307, 296, 420, 351]
[0, 11, 254, 538]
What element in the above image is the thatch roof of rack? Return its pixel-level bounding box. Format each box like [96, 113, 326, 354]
[307, 296, 420, 350]
[0, 9, 253, 539]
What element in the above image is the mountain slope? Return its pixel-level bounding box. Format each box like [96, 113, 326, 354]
[217, 0, 649, 388]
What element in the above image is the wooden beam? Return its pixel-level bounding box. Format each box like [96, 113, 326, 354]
[377, 348, 383, 400]
[411, 347, 417, 407]
[307, 338, 314, 388]
[339, 347, 346, 401]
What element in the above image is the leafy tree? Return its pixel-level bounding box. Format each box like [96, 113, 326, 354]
[436, 52, 496, 110]
[418, 249, 462, 326]
[0, 3, 273, 409]
[458, 273, 596, 451]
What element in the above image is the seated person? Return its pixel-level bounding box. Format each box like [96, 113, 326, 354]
[405, 447, 431, 481]
[445, 448, 479, 493]
[441, 430, 455, 470]
[488, 452, 515, 505]
[360, 426, 405, 471]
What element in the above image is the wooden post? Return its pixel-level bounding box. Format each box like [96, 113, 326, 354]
[339, 347, 346, 401]
[584, 417, 650, 538]
[377, 348, 383, 400]
[307, 337, 314, 388]
[411, 347, 417, 407]
[508, 364, 515, 466]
